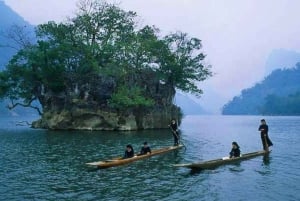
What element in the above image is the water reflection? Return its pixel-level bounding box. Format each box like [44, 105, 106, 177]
[188, 162, 245, 175]
[228, 164, 244, 172]
[263, 153, 271, 166]
[1, 115, 299, 201]
[189, 168, 203, 175]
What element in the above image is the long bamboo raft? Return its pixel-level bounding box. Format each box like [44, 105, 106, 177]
[174, 150, 270, 170]
[86, 144, 184, 169]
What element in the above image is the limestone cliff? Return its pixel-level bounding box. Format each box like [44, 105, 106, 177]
[32, 105, 181, 130]
[31, 71, 182, 130]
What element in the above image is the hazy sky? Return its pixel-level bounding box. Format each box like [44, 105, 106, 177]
[4, 0, 300, 113]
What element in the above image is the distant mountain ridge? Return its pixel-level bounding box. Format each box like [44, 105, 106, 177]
[0, 1, 37, 116]
[174, 93, 208, 115]
[222, 63, 300, 115]
[0, 1, 28, 27]
[0, 1, 34, 69]
[222, 49, 300, 115]
[265, 49, 300, 74]
[1, 2, 21, 67]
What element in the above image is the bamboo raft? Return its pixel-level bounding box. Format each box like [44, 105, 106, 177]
[174, 150, 270, 170]
[86, 145, 184, 169]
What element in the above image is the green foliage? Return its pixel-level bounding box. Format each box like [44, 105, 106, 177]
[157, 32, 212, 96]
[109, 85, 154, 109]
[0, 0, 211, 113]
[261, 92, 300, 115]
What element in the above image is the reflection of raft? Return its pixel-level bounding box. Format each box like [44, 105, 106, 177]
[86, 145, 184, 169]
[174, 150, 270, 170]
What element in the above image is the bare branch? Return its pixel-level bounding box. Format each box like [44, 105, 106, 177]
[16, 121, 32, 126]
[0, 24, 34, 50]
[7, 97, 42, 115]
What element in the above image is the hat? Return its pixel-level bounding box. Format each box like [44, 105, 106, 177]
[143, 142, 148, 145]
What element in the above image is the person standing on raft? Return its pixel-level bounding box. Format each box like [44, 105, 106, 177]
[258, 119, 273, 151]
[169, 119, 180, 146]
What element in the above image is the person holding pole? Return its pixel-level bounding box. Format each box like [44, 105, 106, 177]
[258, 119, 273, 151]
[169, 119, 180, 146]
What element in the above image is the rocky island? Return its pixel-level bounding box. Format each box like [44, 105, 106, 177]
[0, 0, 212, 130]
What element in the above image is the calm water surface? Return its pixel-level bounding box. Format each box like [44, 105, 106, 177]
[0, 115, 299, 201]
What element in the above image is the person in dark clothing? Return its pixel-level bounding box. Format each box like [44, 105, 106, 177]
[229, 141, 241, 158]
[258, 119, 273, 151]
[140, 142, 151, 155]
[123, 144, 135, 159]
[169, 119, 180, 146]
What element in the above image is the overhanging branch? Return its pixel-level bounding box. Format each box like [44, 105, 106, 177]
[7, 97, 43, 115]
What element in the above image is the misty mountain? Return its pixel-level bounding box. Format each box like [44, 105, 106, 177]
[265, 49, 300, 74]
[0, 1, 28, 26]
[174, 93, 208, 115]
[222, 63, 300, 115]
[0, 1, 35, 69]
[0, 1, 37, 116]
[1, 1, 25, 68]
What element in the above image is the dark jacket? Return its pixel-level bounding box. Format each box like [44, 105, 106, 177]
[170, 122, 178, 132]
[124, 146, 134, 158]
[258, 123, 273, 149]
[259, 124, 268, 135]
[140, 146, 151, 155]
[229, 148, 241, 158]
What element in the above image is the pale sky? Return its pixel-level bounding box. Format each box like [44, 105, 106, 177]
[4, 0, 300, 113]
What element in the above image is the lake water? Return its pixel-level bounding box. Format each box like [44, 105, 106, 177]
[0, 115, 299, 201]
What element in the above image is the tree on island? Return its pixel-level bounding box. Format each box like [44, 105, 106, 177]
[0, 0, 212, 130]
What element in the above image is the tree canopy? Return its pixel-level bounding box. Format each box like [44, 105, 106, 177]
[0, 0, 211, 115]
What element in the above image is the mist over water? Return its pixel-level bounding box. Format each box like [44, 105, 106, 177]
[0, 115, 299, 201]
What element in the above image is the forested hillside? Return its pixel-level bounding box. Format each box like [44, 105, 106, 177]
[222, 63, 300, 115]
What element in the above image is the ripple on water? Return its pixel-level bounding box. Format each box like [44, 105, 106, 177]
[1, 116, 300, 200]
